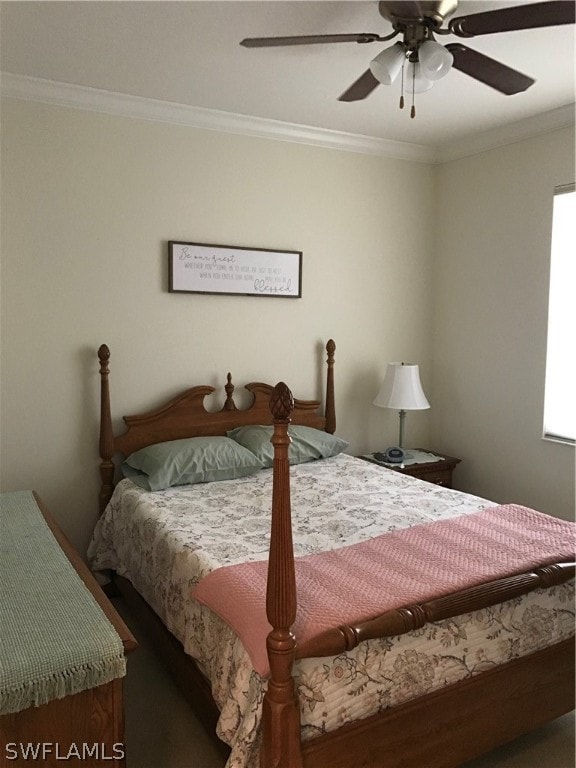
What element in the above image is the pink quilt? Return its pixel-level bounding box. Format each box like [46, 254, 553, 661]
[192, 504, 575, 675]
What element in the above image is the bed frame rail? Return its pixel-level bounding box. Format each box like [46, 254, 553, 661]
[295, 561, 575, 659]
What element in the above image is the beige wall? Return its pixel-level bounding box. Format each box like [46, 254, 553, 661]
[1, 98, 574, 555]
[433, 127, 575, 520]
[0, 98, 435, 553]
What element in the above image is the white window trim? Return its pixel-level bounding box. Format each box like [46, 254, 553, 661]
[542, 182, 575, 446]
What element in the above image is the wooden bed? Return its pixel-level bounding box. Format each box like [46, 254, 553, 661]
[96, 340, 575, 768]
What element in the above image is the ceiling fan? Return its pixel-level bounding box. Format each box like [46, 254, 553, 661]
[240, 1, 575, 117]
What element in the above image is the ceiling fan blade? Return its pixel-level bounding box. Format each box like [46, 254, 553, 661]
[338, 69, 381, 102]
[449, 1, 575, 37]
[445, 43, 535, 94]
[240, 33, 382, 48]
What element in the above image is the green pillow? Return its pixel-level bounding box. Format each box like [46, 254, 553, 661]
[227, 424, 349, 468]
[122, 436, 264, 491]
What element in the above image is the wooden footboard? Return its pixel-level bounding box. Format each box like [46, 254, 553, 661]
[111, 572, 574, 768]
[301, 638, 575, 768]
[263, 382, 575, 768]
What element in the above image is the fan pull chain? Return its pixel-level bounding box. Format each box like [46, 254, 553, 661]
[411, 63, 416, 118]
[398, 58, 417, 118]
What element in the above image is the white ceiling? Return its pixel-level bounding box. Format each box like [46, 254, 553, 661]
[1, 0, 575, 155]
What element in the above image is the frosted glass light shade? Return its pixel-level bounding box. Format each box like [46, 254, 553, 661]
[418, 39, 453, 81]
[404, 62, 434, 93]
[370, 42, 406, 85]
[373, 363, 430, 410]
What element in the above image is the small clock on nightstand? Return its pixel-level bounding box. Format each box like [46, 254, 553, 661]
[360, 449, 461, 489]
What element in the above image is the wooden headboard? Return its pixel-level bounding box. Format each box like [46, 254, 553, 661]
[97, 340, 336, 514]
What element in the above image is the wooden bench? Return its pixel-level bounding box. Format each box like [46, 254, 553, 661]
[0, 493, 137, 768]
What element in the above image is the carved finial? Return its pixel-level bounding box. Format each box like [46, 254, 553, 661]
[326, 339, 336, 358]
[98, 344, 110, 373]
[224, 372, 236, 411]
[270, 382, 294, 421]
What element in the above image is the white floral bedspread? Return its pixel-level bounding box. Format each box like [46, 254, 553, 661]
[88, 454, 575, 768]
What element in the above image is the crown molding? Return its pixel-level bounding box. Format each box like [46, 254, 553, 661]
[436, 104, 575, 163]
[2, 72, 573, 165]
[0, 72, 433, 164]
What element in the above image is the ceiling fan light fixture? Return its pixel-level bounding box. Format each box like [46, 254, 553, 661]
[405, 61, 434, 93]
[242, 1, 576, 106]
[369, 42, 406, 85]
[418, 39, 454, 81]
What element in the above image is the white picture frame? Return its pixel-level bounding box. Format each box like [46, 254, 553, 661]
[169, 241, 302, 298]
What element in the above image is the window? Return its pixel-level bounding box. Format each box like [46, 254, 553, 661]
[543, 184, 575, 443]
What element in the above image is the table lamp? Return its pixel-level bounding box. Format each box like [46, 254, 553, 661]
[373, 362, 430, 461]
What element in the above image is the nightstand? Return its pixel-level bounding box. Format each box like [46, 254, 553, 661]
[360, 449, 461, 488]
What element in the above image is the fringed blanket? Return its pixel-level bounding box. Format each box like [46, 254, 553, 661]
[193, 504, 575, 675]
[0, 491, 126, 715]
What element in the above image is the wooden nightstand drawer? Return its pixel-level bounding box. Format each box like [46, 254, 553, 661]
[404, 466, 453, 487]
[360, 450, 461, 489]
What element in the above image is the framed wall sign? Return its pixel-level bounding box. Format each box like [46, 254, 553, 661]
[169, 241, 302, 298]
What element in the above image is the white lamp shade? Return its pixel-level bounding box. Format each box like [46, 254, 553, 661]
[404, 62, 434, 93]
[373, 363, 430, 410]
[370, 43, 406, 85]
[418, 39, 453, 81]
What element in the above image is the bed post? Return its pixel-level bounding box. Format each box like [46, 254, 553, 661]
[98, 344, 115, 515]
[325, 339, 336, 434]
[261, 383, 303, 768]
